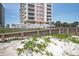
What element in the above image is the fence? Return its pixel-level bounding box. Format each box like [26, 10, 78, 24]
[11, 24, 54, 28]
[0, 27, 79, 42]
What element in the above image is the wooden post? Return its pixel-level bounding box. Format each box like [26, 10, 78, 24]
[49, 29, 51, 35]
[67, 28, 69, 34]
[75, 26, 77, 35]
[59, 28, 61, 34]
[37, 30, 39, 36]
[21, 32, 24, 39]
[1, 35, 5, 43]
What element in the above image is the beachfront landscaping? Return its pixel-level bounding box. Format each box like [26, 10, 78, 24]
[50, 34, 79, 44]
[16, 36, 53, 56]
[0, 28, 46, 33]
[0, 33, 79, 56]
[16, 34, 79, 56]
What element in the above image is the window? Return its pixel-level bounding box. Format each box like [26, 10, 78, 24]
[28, 4, 34, 7]
[28, 17, 34, 19]
[28, 8, 34, 11]
[28, 13, 34, 15]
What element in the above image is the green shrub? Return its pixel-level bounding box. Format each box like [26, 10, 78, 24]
[69, 37, 79, 44]
[16, 36, 53, 56]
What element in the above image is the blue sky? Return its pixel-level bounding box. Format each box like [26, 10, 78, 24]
[53, 3, 79, 23]
[3, 3, 20, 25]
[2, 3, 79, 25]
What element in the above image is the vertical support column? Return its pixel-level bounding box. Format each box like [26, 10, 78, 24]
[67, 28, 69, 34]
[21, 32, 24, 39]
[37, 30, 40, 36]
[1, 35, 5, 43]
[59, 28, 61, 34]
[75, 26, 77, 35]
[49, 29, 51, 35]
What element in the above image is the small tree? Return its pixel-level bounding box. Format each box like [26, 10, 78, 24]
[54, 21, 61, 27]
[72, 22, 79, 27]
[62, 22, 69, 27]
[6, 24, 10, 28]
[51, 22, 54, 25]
[12, 24, 16, 28]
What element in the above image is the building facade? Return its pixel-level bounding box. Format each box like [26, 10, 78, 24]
[20, 3, 52, 24]
[0, 3, 5, 27]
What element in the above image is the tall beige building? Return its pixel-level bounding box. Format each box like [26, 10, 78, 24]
[20, 3, 52, 24]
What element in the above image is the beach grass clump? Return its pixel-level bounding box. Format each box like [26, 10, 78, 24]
[16, 36, 53, 56]
[50, 34, 71, 41]
[0, 28, 46, 33]
[16, 33, 79, 56]
[68, 37, 79, 44]
[51, 34, 71, 39]
[50, 33, 79, 44]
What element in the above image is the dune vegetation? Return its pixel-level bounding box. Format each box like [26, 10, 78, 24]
[16, 36, 53, 56]
[16, 34, 79, 56]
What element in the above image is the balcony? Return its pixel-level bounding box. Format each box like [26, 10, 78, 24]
[47, 12, 51, 14]
[28, 13, 35, 15]
[47, 19, 51, 21]
[28, 17, 35, 20]
[47, 7, 51, 10]
[47, 5, 51, 7]
[28, 4, 35, 7]
[28, 7, 34, 9]
[28, 8, 34, 11]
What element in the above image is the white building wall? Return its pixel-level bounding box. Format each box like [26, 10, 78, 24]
[35, 3, 44, 22]
[44, 3, 47, 23]
[20, 3, 52, 24]
[25, 4, 28, 21]
[35, 3, 37, 21]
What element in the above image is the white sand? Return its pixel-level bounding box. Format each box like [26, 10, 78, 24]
[0, 36, 79, 56]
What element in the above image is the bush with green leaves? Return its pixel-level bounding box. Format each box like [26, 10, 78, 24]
[0, 28, 47, 33]
[50, 34, 79, 44]
[16, 34, 79, 56]
[68, 37, 79, 44]
[16, 36, 53, 56]
[51, 34, 71, 39]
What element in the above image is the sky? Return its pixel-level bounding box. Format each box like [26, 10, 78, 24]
[53, 3, 79, 23]
[2, 3, 79, 25]
[3, 3, 20, 25]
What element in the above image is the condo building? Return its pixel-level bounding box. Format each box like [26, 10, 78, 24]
[0, 3, 5, 27]
[20, 3, 52, 24]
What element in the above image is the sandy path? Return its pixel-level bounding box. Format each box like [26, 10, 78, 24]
[0, 40, 23, 56]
